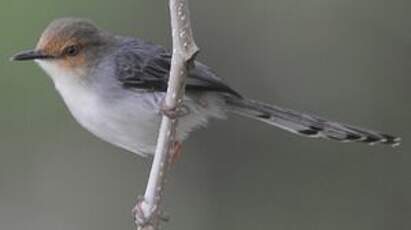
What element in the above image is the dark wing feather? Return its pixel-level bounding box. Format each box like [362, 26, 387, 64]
[115, 39, 242, 98]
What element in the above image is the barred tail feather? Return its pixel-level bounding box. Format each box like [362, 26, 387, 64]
[226, 98, 401, 147]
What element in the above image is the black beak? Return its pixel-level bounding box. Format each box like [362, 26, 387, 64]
[10, 50, 54, 61]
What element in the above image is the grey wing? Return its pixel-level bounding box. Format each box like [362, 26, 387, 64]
[115, 39, 242, 98]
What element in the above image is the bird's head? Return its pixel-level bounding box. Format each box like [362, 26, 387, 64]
[12, 18, 114, 80]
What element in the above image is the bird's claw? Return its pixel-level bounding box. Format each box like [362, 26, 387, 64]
[160, 97, 190, 119]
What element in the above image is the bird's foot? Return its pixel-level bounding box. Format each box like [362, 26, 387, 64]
[160, 98, 190, 119]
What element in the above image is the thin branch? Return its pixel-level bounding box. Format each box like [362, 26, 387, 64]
[134, 0, 199, 229]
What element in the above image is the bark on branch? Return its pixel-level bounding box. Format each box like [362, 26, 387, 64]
[134, 0, 199, 229]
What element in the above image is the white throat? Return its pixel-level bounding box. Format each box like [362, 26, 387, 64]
[36, 60, 98, 119]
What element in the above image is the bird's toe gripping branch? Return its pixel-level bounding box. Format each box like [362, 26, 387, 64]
[160, 98, 190, 119]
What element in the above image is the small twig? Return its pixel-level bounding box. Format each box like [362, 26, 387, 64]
[134, 0, 199, 229]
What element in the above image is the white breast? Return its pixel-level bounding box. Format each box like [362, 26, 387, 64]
[37, 60, 162, 156]
[35, 61, 227, 157]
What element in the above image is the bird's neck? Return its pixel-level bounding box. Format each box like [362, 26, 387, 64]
[36, 59, 96, 107]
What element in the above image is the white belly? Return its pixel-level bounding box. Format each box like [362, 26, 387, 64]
[61, 86, 162, 156]
[49, 82, 158, 157]
[38, 61, 226, 157]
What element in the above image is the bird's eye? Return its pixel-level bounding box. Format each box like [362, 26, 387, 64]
[63, 45, 80, 57]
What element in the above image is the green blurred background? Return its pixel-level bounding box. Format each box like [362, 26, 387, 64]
[1, 0, 410, 229]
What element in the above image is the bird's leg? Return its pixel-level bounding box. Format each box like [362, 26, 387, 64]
[169, 140, 183, 166]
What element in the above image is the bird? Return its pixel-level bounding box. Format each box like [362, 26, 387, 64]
[11, 17, 400, 157]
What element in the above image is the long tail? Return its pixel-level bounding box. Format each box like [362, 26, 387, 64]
[226, 97, 401, 147]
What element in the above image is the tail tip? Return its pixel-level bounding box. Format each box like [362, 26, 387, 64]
[379, 135, 401, 148]
[390, 137, 401, 148]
